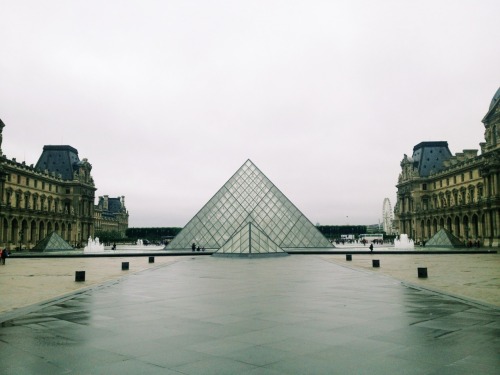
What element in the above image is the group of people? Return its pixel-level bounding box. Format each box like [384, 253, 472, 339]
[467, 239, 481, 248]
[0, 248, 8, 265]
[191, 243, 205, 252]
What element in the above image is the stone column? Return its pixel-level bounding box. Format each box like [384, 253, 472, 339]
[493, 209, 499, 243]
[483, 211, 491, 245]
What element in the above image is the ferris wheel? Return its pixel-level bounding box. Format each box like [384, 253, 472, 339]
[382, 198, 393, 234]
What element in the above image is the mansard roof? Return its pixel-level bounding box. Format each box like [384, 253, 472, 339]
[35, 145, 80, 180]
[99, 196, 125, 214]
[107, 197, 124, 213]
[489, 87, 500, 110]
[411, 141, 452, 177]
[482, 86, 500, 123]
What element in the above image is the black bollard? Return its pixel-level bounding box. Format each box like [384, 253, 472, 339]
[149, 256, 155, 263]
[417, 267, 428, 278]
[122, 262, 129, 270]
[346, 254, 352, 261]
[75, 271, 85, 282]
[372, 259, 380, 268]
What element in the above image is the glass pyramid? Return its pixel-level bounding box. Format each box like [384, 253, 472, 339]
[167, 159, 333, 250]
[32, 231, 74, 252]
[214, 222, 288, 256]
[426, 228, 465, 248]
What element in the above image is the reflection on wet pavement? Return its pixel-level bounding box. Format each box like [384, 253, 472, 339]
[1, 256, 499, 374]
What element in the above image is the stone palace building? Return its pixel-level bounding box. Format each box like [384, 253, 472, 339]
[0, 119, 128, 250]
[94, 195, 129, 237]
[395, 88, 500, 247]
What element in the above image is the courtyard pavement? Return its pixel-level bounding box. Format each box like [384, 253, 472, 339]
[1, 255, 499, 374]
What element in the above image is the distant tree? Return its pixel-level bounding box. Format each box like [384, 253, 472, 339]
[94, 230, 123, 244]
[125, 227, 182, 242]
[315, 225, 367, 240]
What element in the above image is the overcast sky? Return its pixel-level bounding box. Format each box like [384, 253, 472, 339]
[1, 1, 499, 228]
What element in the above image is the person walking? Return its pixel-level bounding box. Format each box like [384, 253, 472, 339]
[369, 243, 374, 252]
[1, 248, 7, 265]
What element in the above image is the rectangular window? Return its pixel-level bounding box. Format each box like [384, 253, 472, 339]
[34, 180, 38, 188]
[17, 175, 21, 184]
[469, 170, 473, 179]
[454, 176, 457, 184]
[422, 183, 427, 191]
[433, 181, 436, 189]
[440, 180, 442, 188]
[26, 178, 30, 187]
[446, 178, 449, 186]
[461, 174, 464, 182]
[42, 182, 45, 190]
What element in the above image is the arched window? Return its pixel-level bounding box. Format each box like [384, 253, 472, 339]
[33, 194, 38, 211]
[477, 183, 484, 199]
[471, 214, 479, 238]
[5, 188, 12, 206]
[454, 216, 461, 237]
[15, 191, 22, 208]
[468, 186, 475, 203]
[463, 215, 470, 239]
[24, 192, 31, 209]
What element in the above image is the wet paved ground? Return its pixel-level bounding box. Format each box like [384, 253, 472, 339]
[1, 255, 499, 374]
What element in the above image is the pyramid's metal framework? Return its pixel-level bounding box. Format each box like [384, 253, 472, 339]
[426, 228, 465, 248]
[167, 160, 333, 251]
[32, 231, 74, 252]
[214, 222, 288, 256]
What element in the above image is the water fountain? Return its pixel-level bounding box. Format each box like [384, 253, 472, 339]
[137, 239, 144, 247]
[394, 234, 414, 249]
[84, 236, 105, 252]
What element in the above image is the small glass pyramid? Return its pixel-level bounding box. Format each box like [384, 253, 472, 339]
[426, 228, 465, 248]
[167, 159, 333, 250]
[32, 231, 74, 252]
[214, 222, 288, 256]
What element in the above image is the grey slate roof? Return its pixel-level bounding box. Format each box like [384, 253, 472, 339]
[35, 145, 80, 180]
[411, 141, 452, 177]
[489, 87, 500, 110]
[483, 86, 500, 122]
[107, 197, 124, 214]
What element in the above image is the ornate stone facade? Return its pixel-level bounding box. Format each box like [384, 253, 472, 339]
[395, 88, 500, 247]
[94, 195, 129, 237]
[0, 120, 96, 250]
